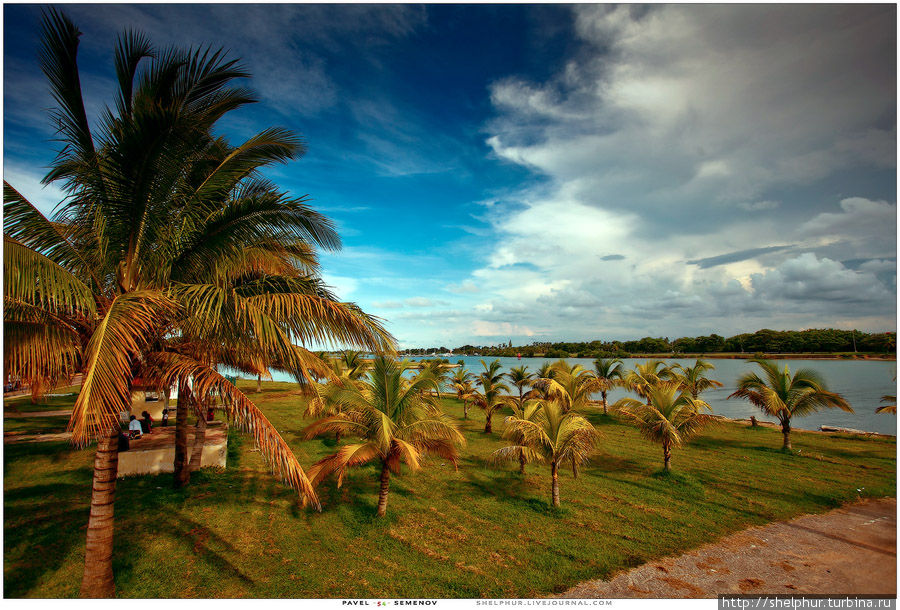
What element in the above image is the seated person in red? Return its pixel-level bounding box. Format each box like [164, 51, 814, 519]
[140, 410, 153, 433]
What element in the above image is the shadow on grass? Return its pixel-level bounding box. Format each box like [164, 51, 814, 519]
[4, 481, 91, 598]
[112, 512, 256, 595]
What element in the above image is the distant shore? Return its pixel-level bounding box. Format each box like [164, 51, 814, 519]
[407, 353, 896, 362]
[614, 352, 896, 361]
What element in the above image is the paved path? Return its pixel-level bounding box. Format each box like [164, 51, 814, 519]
[4, 409, 72, 418]
[4, 431, 73, 443]
[560, 498, 896, 598]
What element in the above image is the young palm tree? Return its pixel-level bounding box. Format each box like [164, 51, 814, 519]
[498, 399, 545, 474]
[506, 365, 535, 409]
[4, 10, 393, 597]
[474, 359, 511, 433]
[450, 367, 476, 419]
[537, 361, 600, 413]
[529, 360, 559, 401]
[674, 359, 723, 400]
[338, 350, 370, 381]
[623, 360, 673, 404]
[418, 359, 452, 396]
[493, 400, 598, 506]
[614, 381, 713, 472]
[728, 359, 852, 451]
[593, 357, 624, 415]
[876, 395, 896, 414]
[303, 357, 464, 517]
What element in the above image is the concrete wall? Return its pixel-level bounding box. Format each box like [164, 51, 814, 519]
[117, 435, 227, 478]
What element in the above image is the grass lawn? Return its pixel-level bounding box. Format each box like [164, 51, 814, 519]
[4, 380, 896, 598]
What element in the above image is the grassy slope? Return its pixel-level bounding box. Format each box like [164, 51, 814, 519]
[4, 380, 896, 598]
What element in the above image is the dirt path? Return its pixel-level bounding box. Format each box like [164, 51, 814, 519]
[559, 498, 896, 598]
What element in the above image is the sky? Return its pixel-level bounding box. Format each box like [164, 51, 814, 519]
[3, 3, 897, 349]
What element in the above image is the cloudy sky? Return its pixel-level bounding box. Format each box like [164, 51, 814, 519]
[4, 3, 897, 348]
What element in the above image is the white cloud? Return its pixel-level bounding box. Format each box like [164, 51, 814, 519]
[462, 5, 897, 340]
[320, 274, 358, 300]
[738, 200, 780, 212]
[445, 280, 480, 294]
[404, 297, 447, 308]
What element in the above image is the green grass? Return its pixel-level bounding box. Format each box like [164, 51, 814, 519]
[4, 380, 896, 598]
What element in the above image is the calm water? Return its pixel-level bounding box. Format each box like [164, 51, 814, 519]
[265, 356, 898, 435]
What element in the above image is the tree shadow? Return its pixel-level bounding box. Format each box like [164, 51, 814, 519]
[4, 481, 91, 597]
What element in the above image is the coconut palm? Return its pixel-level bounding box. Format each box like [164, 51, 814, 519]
[303, 357, 464, 517]
[593, 357, 624, 415]
[529, 360, 559, 400]
[338, 350, 370, 381]
[728, 359, 852, 451]
[506, 365, 535, 409]
[418, 359, 452, 396]
[614, 381, 713, 472]
[623, 360, 673, 404]
[450, 367, 476, 419]
[674, 359, 723, 400]
[3, 10, 393, 597]
[498, 399, 545, 474]
[875, 395, 896, 414]
[493, 400, 598, 506]
[473, 359, 511, 433]
[537, 361, 600, 413]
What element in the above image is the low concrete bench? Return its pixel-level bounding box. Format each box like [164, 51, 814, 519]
[118, 421, 227, 477]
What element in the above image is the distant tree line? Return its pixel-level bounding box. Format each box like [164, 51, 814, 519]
[398, 328, 896, 358]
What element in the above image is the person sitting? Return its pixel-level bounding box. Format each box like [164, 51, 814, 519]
[128, 415, 143, 439]
[140, 410, 153, 433]
[117, 430, 130, 452]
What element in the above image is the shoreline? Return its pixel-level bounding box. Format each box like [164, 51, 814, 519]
[711, 414, 896, 439]
[405, 353, 896, 362]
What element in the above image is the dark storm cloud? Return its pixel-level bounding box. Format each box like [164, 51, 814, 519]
[687, 245, 795, 269]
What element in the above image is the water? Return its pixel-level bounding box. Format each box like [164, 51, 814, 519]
[264, 356, 898, 436]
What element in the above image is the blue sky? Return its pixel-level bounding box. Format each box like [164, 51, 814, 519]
[4, 4, 897, 349]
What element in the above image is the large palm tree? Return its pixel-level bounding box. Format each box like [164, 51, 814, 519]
[674, 359, 723, 400]
[3, 10, 393, 597]
[493, 400, 598, 506]
[593, 357, 624, 415]
[614, 381, 712, 472]
[474, 359, 511, 433]
[728, 359, 852, 451]
[449, 367, 476, 419]
[506, 365, 535, 409]
[302, 357, 464, 517]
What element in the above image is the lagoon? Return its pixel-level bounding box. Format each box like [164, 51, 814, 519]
[263, 356, 897, 435]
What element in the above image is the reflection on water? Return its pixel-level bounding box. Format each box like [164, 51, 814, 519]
[267, 356, 898, 436]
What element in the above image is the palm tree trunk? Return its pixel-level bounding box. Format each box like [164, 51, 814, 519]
[663, 440, 672, 472]
[188, 416, 207, 472]
[550, 460, 560, 507]
[601, 390, 608, 415]
[519, 452, 526, 474]
[782, 420, 792, 451]
[256, 374, 262, 393]
[484, 409, 492, 434]
[79, 426, 119, 598]
[174, 381, 191, 488]
[376, 461, 391, 517]
[571, 456, 578, 479]
[463, 400, 468, 419]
